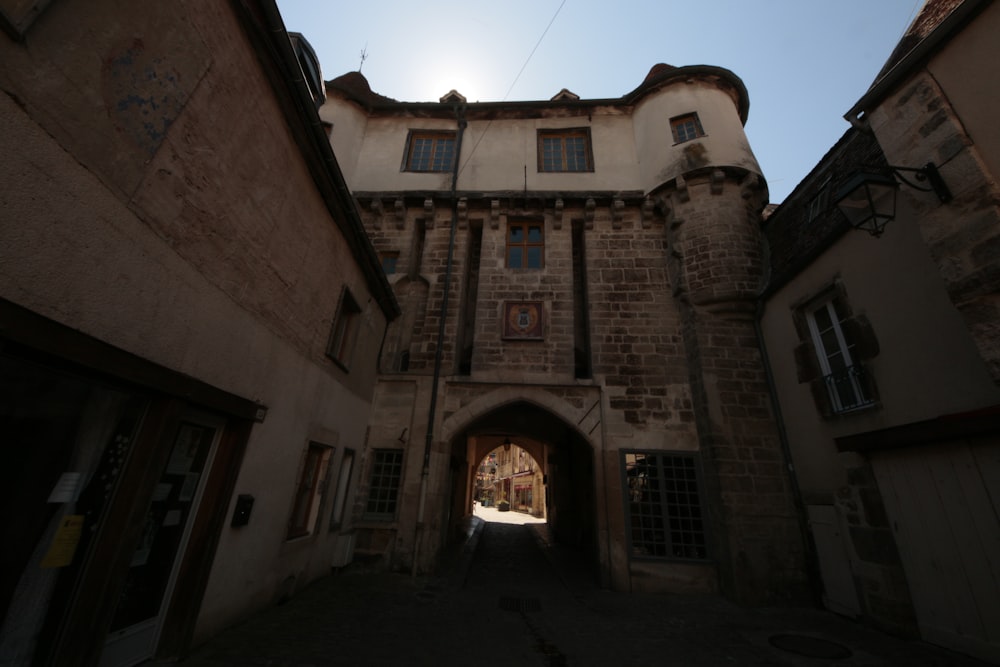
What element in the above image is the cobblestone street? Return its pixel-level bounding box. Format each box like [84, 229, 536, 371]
[174, 508, 988, 666]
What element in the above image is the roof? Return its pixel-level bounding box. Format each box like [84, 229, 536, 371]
[847, 0, 988, 121]
[326, 63, 750, 124]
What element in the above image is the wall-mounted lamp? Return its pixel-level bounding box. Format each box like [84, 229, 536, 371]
[834, 162, 952, 237]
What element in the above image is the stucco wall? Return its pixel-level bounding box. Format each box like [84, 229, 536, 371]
[0, 0, 388, 646]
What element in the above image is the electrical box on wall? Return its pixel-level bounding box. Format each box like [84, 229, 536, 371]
[231, 494, 254, 527]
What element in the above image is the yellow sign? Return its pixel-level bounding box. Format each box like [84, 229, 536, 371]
[40, 515, 84, 568]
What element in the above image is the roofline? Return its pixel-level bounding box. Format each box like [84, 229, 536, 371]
[328, 64, 750, 125]
[231, 0, 400, 320]
[845, 0, 989, 124]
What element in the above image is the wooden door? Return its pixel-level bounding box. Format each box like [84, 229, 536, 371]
[872, 437, 1000, 663]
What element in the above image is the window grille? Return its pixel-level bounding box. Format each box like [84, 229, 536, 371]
[622, 452, 708, 560]
[364, 449, 404, 520]
[807, 300, 874, 413]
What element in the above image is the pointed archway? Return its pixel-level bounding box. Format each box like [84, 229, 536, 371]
[445, 400, 600, 579]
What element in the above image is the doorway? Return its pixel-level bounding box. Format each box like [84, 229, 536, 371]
[101, 413, 224, 667]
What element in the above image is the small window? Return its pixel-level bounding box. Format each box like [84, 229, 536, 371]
[328, 448, 355, 531]
[327, 288, 362, 369]
[380, 251, 399, 275]
[806, 299, 874, 413]
[670, 113, 704, 144]
[622, 451, 708, 561]
[364, 449, 404, 520]
[403, 131, 456, 172]
[506, 221, 544, 269]
[538, 129, 593, 172]
[805, 178, 831, 222]
[287, 442, 333, 539]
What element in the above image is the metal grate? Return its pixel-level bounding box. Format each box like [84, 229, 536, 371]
[499, 596, 542, 613]
[769, 634, 852, 659]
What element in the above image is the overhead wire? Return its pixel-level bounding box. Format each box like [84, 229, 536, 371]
[456, 0, 567, 181]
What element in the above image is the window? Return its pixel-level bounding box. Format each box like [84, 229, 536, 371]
[670, 113, 704, 144]
[287, 442, 333, 539]
[380, 251, 399, 275]
[806, 299, 874, 413]
[328, 449, 355, 531]
[506, 221, 544, 269]
[805, 178, 831, 222]
[364, 449, 404, 520]
[623, 452, 708, 560]
[538, 129, 592, 172]
[403, 131, 456, 172]
[327, 288, 361, 368]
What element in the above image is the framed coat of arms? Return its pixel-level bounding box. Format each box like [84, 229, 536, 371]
[502, 301, 544, 340]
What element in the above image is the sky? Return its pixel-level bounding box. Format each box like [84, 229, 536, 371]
[275, 0, 923, 204]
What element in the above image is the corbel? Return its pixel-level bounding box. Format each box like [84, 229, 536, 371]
[423, 198, 435, 229]
[584, 198, 595, 230]
[490, 199, 500, 229]
[641, 197, 656, 229]
[611, 199, 625, 229]
[711, 169, 725, 195]
[676, 174, 690, 203]
[553, 198, 564, 230]
[457, 197, 468, 229]
[740, 171, 760, 200]
[370, 198, 383, 230]
[394, 198, 405, 229]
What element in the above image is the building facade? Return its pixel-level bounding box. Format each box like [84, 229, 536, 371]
[759, 1, 1000, 662]
[0, 2, 396, 665]
[322, 64, 809, 601]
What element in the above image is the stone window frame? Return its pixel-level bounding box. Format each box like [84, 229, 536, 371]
[670, 112, 705, 144]
[363, 448, 405, 521]
[286, 441, 333, 540]
[506, 220, 544, 269]
[621, 450, 710, 562]
[791, 280, 880, 417]
[536, 128, 594, 172]
[326, 286, 361, 370]
[401, 130, 457, 172]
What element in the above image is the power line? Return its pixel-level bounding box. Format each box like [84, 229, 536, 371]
[457, 0, 567, 180]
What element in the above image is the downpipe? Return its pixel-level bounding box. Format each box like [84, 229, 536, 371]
[412, 105, 467, 576]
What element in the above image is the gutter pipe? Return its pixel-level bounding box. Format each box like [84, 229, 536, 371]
[412, 105, 467, 575]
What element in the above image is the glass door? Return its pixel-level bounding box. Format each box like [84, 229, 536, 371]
[100, 414, 222, 667]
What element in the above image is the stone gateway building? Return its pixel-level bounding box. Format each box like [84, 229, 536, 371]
[322, 63, 808, 602]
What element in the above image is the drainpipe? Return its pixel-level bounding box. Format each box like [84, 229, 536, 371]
[412, 104, 467, 576]
[754, 293, 823, 604]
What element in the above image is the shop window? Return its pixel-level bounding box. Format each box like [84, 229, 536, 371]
[622, 451, 708, 560]
[363, 449, 404, 520]
[538, 128, 593, 172]
[287, 442, 332, 539]
[670, 113, 704, 144]
[506, 221, 544, 269]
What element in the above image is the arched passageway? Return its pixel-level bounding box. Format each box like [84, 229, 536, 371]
[445, 401, 598, 578]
